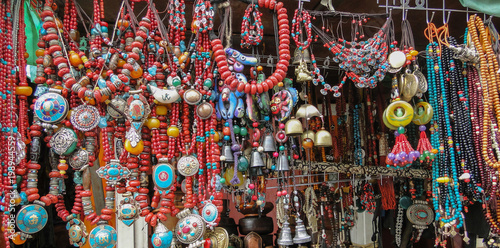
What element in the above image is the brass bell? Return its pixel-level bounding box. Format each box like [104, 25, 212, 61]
[301, 130, 315, 145]
[262, 133, 277, 153]
[293, 217, 311, 244]
[277, 220, 294, 246]
[295, 104, 322, 121]
[276, 154, 290, 171]
[293, 47, 311, 65]
[223, 145, 234, 162]
[315, 128, 332, 147]
[285, 118, 303, 136]
[251, 151, 265, 167]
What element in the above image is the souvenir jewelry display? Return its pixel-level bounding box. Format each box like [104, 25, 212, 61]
[5, 0, 500, 247]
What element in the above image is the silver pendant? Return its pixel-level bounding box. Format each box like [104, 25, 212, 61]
[69, 148, 89, 170]
[49, 128, 78, 155]
[177, 155, 200, 177]
[117, 192, 139, 226]
[175, 209, 206, 244]
[71, 105, 100, 131]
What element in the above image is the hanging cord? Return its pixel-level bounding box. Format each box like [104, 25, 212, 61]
[217, 1, 232, 49]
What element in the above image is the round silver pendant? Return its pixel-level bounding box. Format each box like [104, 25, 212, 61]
[406, 202, 434, 226]
[16, 204, 48, 234]
[175, 214, 206, 244]
[107, 98, 127, 119]
[177, 156, 200, 177]
[71, 105, 100, 131]
[184, 88, 202, 105]
[196, 101, 213, 119]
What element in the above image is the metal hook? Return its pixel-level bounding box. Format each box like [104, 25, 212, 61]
[442, 0, 446, 24]
[466, 7, 469, 22]
[427, 11, 435, 24]
[444, 11, 451, 24]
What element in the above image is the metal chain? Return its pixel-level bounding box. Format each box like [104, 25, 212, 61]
[395, 205, 404, 247]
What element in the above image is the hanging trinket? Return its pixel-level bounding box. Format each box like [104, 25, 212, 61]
[124, 90, 151, 155]
[152, 223, 173, 248]
[67, 218, 87, 247]
[117, 192, 140, 226]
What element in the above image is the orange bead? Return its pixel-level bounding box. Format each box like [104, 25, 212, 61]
[130, 67, 143, 79]
[302, 138, 314, 149]
[167, 126, 180, 137]
[406, 54, 413, 61]
[223, 127, 231, 136]
[15, 86, 33, 96]
[117, 59, 126, 67]
[68, 51, 83, 67]
[11, 233, 26, 245]
[35, 48, 45, 57]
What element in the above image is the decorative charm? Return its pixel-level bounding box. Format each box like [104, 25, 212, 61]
[88, 224, 117, 248]
[34, 92, 69, 123]
[117, 192, 140, 226]
[70, 105, 100, 131]
[196, 101, 214, 119]
[66, 218, 87, 247]
[16, 204, 48, 234]
[152, 223, 173, 248]
[204, 227, 229, 248]
[149, 85, 180, 104]
[153, 158, 175, 192]
[271, 90, 293, 121]
[201, 202, 218, 226]
[124, 90, 151, 154]
[69, 148, 90, 170]
[183, 88, 203, 105]
[96, 159, 131, 184]
[49, 128, 78, 155]
[106, 98, 127, 119]
[175, 210, 206, 244]
[177, 155, 200, 177]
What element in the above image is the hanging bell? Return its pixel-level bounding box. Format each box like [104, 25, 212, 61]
[263, 134, 277, 152]
[223, 145, 234, 162]
[293, 217, 312, 244]
[295, 104, 322, 121]
[285, 118, 303, 136]
[276, 154, 290, 171]
[293, 47, 311, 65]
[315, 128, 332, 147]
[251, 151, 265, 167]
[301, 130, 315, 145]
[277, 220, 294, 246]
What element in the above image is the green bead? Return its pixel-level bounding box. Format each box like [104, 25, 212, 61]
[240, 127, 248, 136]
[234, 125, 241, 134]
[172, 78, 181, 87]
[203, 79, 213, 88]
[396, 107, 404, 117]
[279, 145, 285, 151]
[237, 157, 249, 172]
[397, 126, 405, 134]
[219, 178, 226, 184]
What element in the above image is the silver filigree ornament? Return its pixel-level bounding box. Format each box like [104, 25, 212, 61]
[124, 91, 151, 147]
[15, 132, 26, 165]
[49, 128, 78, 156]
[70, 105, 100, 131]
[177, 156, 200, 177]
[69, 148, 90, 170]
[175, 209, 206, 244]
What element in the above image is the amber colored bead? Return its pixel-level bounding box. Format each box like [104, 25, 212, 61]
[11, 233, 26, 245]
[302, 138, 314, 149]
[15, 86, 33, 96]
[167, 126, 180, 137]
[124, 139, 144, 155]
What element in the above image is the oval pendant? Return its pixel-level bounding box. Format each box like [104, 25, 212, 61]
[69, 148, 89, 170]
[66, 218, 87, 247]
[34, 92, 69, 124]
[88, 224, 117, 248]
[196, 101, 213, 119]
[107, 98, 127, 119]
[153, 159, 175, 192]
[184, 88, 202, 105]
[201, 202, 218, 224]
[16, 204, 48, 234]
[388, 51, 406, 68]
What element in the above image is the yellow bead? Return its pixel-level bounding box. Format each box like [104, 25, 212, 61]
[124, 139, 144, 155]
[410, 50, 419, 56]
[436, 176, 450, 183]
[406, 54, 413, 60]
[431, 149, 438, 154]
[15, 86, 33, 96]
[167, 126, 180, 138]
[146, 118, 160, 129]
[156, 105, 168, 115]
[60, 170, 66, 175]
[278, 82, 284, 87]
